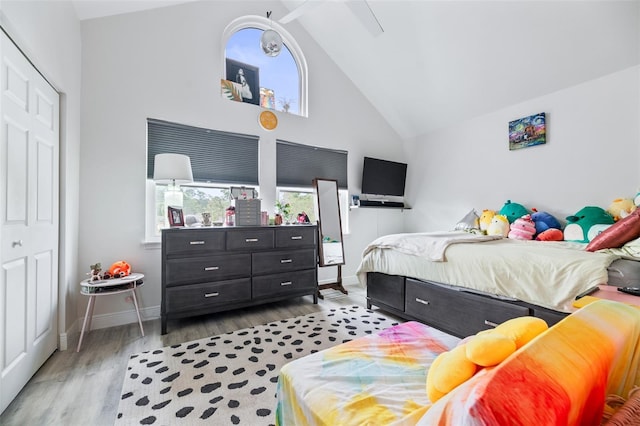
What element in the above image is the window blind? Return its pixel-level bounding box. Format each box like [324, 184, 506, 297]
[147, 118, 259, 185]
[276, 140, 348, 189]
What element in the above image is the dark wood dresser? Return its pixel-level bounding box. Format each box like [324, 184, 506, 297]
[161, 225, 318, 334]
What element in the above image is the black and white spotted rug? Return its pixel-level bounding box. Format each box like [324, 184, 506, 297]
[115, 306, 400, 425]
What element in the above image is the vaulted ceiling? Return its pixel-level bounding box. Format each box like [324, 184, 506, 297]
[73, 0, 639, 139]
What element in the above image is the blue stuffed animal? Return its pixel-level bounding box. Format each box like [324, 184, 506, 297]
[530, 208, 562, 237]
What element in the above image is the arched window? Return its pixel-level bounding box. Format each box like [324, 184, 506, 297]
[222, 16, 308, 117]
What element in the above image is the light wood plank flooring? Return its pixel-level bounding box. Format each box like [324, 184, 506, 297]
[0, 283, 387, 425]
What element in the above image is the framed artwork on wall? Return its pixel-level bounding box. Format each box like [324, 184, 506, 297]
[225, 58, 260, 105]
[509, 112, 546, 150]
[168, 206, 184, 227]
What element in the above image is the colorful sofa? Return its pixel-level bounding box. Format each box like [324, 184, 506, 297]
[275, 300, 640, 425]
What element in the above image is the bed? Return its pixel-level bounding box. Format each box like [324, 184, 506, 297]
[356, 231, 640, 337]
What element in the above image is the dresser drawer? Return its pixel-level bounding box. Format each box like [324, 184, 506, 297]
[252, 249, 316, 275]
[226, 229, 274, 251]
[275, 226, 317, 248]
[405, 279, 530, 338]
[252, 269, 317, 298]
[163, 229, 225, 255]
[166, 278, 251, 312]
[165, 253, 250, 286]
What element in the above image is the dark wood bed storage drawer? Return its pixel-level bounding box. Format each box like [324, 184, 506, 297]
[405, 279, 530, 338]
[367, 272, 405, 312]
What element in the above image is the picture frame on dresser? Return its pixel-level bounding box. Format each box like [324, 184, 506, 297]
[168, 206, 184, 227]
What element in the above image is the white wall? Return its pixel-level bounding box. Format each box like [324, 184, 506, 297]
[0, 1, 82, 349]
[79, 1, 405, 328]
[404, 66, 640, 233]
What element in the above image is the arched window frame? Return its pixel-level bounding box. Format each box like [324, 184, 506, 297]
[222, 16, 308, 117]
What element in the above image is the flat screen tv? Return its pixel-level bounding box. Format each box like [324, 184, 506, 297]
[361, 157, 407, 196]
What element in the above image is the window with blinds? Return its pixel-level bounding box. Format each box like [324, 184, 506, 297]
[276, 140, 348, 189]
[147, 118, 259, 185]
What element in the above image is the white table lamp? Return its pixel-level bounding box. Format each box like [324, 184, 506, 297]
[153, 153, 193, 211]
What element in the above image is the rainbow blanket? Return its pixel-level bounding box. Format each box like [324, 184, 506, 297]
[275, 300, 640, 425]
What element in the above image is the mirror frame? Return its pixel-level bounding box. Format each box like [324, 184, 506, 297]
[313, 178, 345, 267]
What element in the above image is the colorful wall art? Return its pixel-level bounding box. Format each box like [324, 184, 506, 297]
[509, 112, 546, 150]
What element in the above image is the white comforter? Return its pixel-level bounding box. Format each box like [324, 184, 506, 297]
[357, 233, 621, 313]
[362, 231, 503, 262]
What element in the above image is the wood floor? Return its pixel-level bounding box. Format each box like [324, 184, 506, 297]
[0, 283, 378, 426]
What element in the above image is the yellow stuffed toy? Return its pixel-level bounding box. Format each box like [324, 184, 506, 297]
[607, 198, 637, 222]
[479, 209, 496, 234]
[426, 316, 548, 402]
[486, 214, 509, 237]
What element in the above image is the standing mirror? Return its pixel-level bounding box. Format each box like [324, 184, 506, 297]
[313, 178, 348, 298]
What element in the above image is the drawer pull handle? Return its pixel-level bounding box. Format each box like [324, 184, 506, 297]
[189, 241, 205, 245]
[245, 238, 259, 242]
[415, 297, 430, 305]
[281, 281, 293, 286]
[280, 259, 293, 264]
[484, 320, 499, 328]
[291, 236, 303, 240]
[204, 266, 219, 271]
[204, 292, 219, 298]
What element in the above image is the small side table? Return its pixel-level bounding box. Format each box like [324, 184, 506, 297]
[77, 273, 145, 352]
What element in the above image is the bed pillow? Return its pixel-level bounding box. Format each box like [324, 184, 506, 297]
[587, 209, 640, 252]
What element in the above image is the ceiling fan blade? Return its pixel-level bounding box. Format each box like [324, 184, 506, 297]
[346, 0, 384, 36]
[279, 1, 323, 24]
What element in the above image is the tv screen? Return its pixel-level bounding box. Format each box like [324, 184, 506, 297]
[361, 157, 407, 196]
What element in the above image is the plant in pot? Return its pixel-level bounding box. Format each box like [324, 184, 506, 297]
[275, 200, 292, 224]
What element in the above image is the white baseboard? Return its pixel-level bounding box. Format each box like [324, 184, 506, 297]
[319, 274, 359, 286]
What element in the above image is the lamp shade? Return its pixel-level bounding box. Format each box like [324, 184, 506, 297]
[153, 153, 193, 184]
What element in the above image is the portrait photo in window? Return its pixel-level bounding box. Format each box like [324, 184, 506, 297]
[168, 206, 185, 227]
[225, 58, 260, 105]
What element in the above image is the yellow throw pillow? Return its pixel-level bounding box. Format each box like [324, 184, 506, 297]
[465, 333, 516, 367]
[429, 345, 477, 395]
[426, 352, 447, 402]
[494, 316, 548, 348]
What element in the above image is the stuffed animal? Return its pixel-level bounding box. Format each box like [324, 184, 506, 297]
[536, 228, 564, 241]
[108, 260, 131, 278]
[88, 263, 102, 282]
[530, 208, 562, 237]
[499, 200, 529, 224]
[607, 198, 637, 221]
[454, 209, 480, 232]
[508, 214, 536, 240]
[564, 206, 615, 243]
[479, 209, 496, 234]
[487, 214, 510, 237]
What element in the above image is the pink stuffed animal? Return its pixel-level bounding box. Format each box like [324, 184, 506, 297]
[508, 214, 536, 240]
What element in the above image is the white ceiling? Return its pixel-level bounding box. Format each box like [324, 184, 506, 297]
[73, 0, 639, 139]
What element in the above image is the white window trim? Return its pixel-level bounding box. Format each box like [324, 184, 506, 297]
[222, 15, 308, 117]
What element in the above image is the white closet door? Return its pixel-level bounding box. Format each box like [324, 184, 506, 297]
[0, 30, 59, 414]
